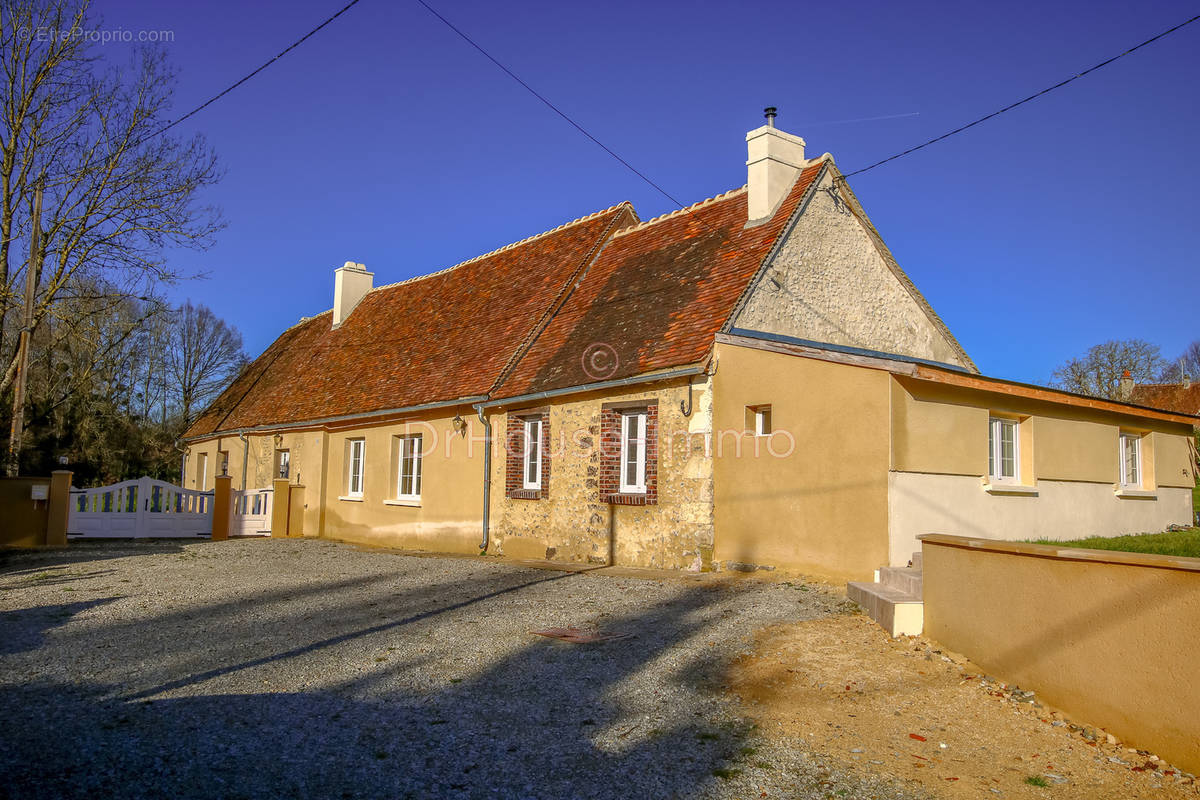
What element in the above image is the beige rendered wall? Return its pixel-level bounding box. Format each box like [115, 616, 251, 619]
[0, 478, 51, 547]
[711, 343, 892, 581]
[734, 169, 969, 368]
[921, 535, 1200, 775]
[889, 376, 1197, 565]
[322, 411, 483, 554]
[490, 377, 714, 570]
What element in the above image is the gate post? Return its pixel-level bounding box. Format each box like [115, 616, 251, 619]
[46, 470, 72, 547]
[271, 478, 290, 537]
[288, 484, 306, 538]
[212, 475, 232, 541]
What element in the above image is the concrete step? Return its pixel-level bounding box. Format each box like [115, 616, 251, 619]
[846, 580, 923, 637]
[910, 551, 922, 570]
[879, 566, 922, 596]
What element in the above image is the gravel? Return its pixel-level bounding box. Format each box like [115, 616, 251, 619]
[0, 539, 926, 799]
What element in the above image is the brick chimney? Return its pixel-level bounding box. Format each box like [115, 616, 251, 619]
[333, 261, 372, 329]
[746, 107, 808, 222]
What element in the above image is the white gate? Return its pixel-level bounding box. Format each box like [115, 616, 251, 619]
[68, 477, 213, 538]
[230, 487, 273, 537]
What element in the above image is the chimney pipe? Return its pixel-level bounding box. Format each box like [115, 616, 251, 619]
[333, 261, 373, 328]
[746, 107, 807, 222]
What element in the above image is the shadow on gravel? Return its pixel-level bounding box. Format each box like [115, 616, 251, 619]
[0, 567, 760, 799]
[0, 540, 189, 573]
[0, 599, 118, 655]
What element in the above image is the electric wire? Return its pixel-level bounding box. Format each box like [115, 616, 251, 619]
[838, 13, 1200, 181]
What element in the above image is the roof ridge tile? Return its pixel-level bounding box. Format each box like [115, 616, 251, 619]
[610, 187, 746, 239]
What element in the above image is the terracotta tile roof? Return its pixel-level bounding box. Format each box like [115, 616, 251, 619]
[185, 204, 636, 437]
[1130, 383, 1200, 418]
[492, 163, 827, 398]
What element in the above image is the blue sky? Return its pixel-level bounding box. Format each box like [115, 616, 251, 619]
[94, 0, 1199, 384]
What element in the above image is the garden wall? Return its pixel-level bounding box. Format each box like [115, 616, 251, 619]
[920, 533, 1200, 774]
[0, 472, 71, 548]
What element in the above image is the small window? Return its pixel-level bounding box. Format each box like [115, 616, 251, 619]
[523, 419, 542, 490]
[988, 417, 1019, 483]
[275, 450, 290, 479]
[620, 411, 647, 493]
[347, 438, 365, 497]
[754, 406, 772, 436]
[396, 435, 422, 500]
[197, 452, 208, 491]
[1120, 433, 1142, 488]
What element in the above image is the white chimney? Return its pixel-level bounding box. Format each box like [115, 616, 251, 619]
[332, 261, 373, 328]
[746, 107, 808, 222]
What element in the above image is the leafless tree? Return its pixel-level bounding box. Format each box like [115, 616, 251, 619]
[1158, 340, 1200, 384]
[0, 0, 222, 463]
[166, 300, 244, 426]
[1051, 339, 1166, 400]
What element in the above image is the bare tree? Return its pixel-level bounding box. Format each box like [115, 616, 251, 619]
[0, 0, 222, 467]
[1158, 339, 1200, 384]
[1051, 339, 1166, 400]
[166, 300, 243, 425]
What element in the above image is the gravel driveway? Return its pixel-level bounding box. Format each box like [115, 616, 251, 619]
[0, 539, 923, 799]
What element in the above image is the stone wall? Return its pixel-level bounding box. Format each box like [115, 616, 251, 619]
[735, 170, 969, 368]
[490, 376, 714, 570]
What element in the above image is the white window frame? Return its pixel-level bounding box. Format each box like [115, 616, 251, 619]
[1119, 432, 1142, 488]
[396, 434, 423, 501]
[522, 418, 542, 490]
[347, 438, 365, 498]
[276, 449, 290, 480]
[619, 411, 647, 494]
[988, 417, 1019, 484]
[754, 406, 771, 437]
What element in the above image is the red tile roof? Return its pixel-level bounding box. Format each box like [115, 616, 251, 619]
[1130, 383, 1200, 419]
[492, 163, 826, 398]
[187, 161, 834, 438]
[185, 204, 636, 437]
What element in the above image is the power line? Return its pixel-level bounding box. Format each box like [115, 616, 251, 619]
[838, 13, 1200, 181]
[414, 0, 693, 216]
[107, 0, 369, 159]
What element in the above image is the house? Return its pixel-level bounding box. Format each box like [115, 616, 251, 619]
[1130, 380, 1200, 420]
[182, 113, 1198, 580]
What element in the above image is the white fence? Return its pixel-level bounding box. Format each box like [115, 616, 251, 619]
[68, 477, 213, 538]
[230, 487, 273, 537]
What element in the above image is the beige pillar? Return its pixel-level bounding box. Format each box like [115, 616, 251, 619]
[287, 484, 306, 538]
[271, 478, 290, 537]
[45, 470, 71, 547]
[212, 475, 232, 541]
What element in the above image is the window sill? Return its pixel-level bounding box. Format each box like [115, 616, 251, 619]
[1114, 488, 1157, 500]
[384, 498, 421, 507]
[605, 492, 653, 506]
[982, 482, 1038, 496]
[508, 489, 542, 500]
[337, 495, 364, 502]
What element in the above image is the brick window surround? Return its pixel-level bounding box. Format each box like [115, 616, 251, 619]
[505, 409, 550, 500]
[599, 401, 658, 505]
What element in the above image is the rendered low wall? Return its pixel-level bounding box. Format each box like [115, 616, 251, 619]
[920, 533, 1200, 773]
[0, 472, 71, 548]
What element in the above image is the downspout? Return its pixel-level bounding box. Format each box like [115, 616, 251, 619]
[474, 403, 491, 552]
[239, 432, 249, 491]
